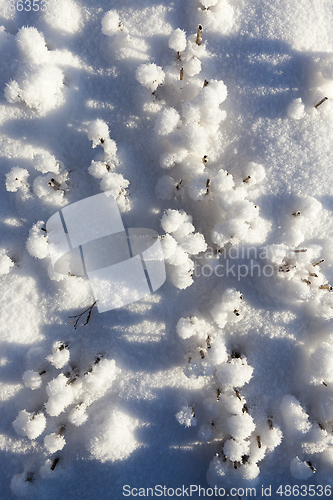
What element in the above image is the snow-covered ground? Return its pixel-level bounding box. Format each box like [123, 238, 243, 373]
[1, 0, 333, 498]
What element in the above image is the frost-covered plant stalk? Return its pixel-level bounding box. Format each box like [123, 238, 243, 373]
[11, 340, 131, 487]
[136, 26, 270, 291]
[175, 288, 284, 486]
[87, 119, 130, 211]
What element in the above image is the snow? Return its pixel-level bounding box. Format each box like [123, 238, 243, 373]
[226, 414, 256, 441]
[280, 395, 312, 436]
[223, 438, 250, 462]
[168, 28, 187, 53]
[290, 457, 314, 480]
[154, 107, 181, 136]
[175, 405, 197, 428]
[26, 221, 49, 259]
[0, 249, 14, 276]
[5, 167, 29, 193]
[136, 63, 165, 91]
[12, 410, 46, 440]
[1, 0, 333, 498]
[5, 65, 65, 114]
[22, 371, 42, 391]
[88, 409, 140, 463]
[44, 433, 66, 454]
[46, 342, 70, 370]
[287, 98, 306, 120]
[87, 119, 110, 148]
[43, 0, 82, 34]
[45, 374, 75, 417]
[101, 10, 122, 37]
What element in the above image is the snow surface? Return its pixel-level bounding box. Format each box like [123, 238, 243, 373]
[1, 0, 333, 498]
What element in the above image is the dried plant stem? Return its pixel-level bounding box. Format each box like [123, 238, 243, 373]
[196, 25, 203, 45]
[313, 259, 324, 267]
[69, 301, 97, 329]
[314, 97, 328, 109]
[50, 458, 59, 471]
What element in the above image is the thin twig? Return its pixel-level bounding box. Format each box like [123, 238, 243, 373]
[196, 25, 203, 45]
[50, 458, 59, 471]
[314, 97, 328, 109]
[69, 301, 97, 329]
[313, 259, 324, 267]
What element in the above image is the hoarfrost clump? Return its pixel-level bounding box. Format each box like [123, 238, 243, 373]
[287, 98, 305, 120]
[101, 10, 132, 59]
[33, 153, 60, 175]
[5, 167, 29, 193]
[5, 65, 65, 114]
[99, 172, 130, 199]
[88, 161, 113, 179]
[280, 395, 312, 436]
[46, 342, 70, 369]
[216, 358, 254, 389]
[89, 409, 140, 462]
[5, 27, 66, 114]
[260, 239, 333, 311]
[68, 404, 88, 426]
[290, 457, 314, 479]
[0, 249, 14, 276]
[6, 153, 67, 206]
[101, 10, 121, 37]
[196, 0, 235, 34]
[160, 209, 206, 289]
[87, 119, 110, 148]
[176, 313, 225, 377]
[207, 452, 260, 489]
[161, 208, 192, 233]
[211, 288, 244, 328]
[177, 315, 208, 340]
[168, 28, 187, 53]
[33, 169, 68, 206]
[22, 370, 42, 390]
[12, 320, 123, 480]
[16, 26, 49, 65]
[136, 63, 165, 91]
[273, 195, 323, 248]
[45, 373, 74, 416]
[183, 56, 202, 77]
[154, 107, 181, 136]
[212, 165, 270, 247]
[44, 0, 82, 34]
[13, 410, 46, 440]
[44, 433, 66, 454]
[82, 359, 118, 399]
[223, 438, 250, 462]
[139, 29, 232, 211]
[26, 221, 49, 259]
[176, 405, 197, 427]
[227, 413, 256, 441]
[87, 120, 130, 209]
